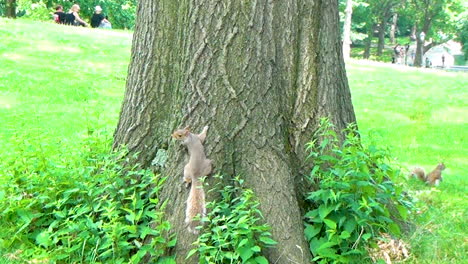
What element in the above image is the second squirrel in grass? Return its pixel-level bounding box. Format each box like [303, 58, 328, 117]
[172, 126, 212, 234]
[410, 163, 445, 186]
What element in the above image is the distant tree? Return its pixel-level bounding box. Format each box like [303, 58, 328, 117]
[361, 0, 399, 59]
[5, 0, 16, 18]
[343, 0, 354, 59]
[374, 0, 400, 57]
[458, 18, 468, 60]
[407, 0, 463, 66]
[390, 13, 398, 44]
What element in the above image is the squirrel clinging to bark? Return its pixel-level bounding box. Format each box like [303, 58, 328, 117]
[410, 163, 445, 186]
[171, 126, 212, 234]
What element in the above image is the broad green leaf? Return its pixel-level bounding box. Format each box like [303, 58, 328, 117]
[304, 224, 322, 241]
[168, 237, 177, 247]
[362, 233, 371, 241]
[259, 236, 277, 245]
[396, 204, 408, 220]
[323, 219, 337, 230]
[238, 246, 254, 262]
[388, 223, 401, 236]
[251, 245, 261, 252]
[255, 256, 269, 264]
[344, 219, 357, 233]
[186, 248, 197, 259]
[339, 231, 351, 239]
[238, 238, 249, 248]
[36, 231, 52, 247]
[318, 205, 334, 220]
[17, 209, 33, 223]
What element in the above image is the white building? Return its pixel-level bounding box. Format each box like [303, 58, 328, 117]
[405, 40, 462, 68]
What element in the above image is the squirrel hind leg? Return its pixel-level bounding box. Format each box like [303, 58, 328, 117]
[202, 159, 213, 176]
[185, 218, 200, 234]
[183, 165, 192, 188]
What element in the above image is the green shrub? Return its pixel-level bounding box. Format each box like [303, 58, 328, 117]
[13, 0, 137, 29]
[303, 119, 413, 264]
[188, 176, 277, 264]
[16, 0, 51, 20]
[0, 130, 175, 263]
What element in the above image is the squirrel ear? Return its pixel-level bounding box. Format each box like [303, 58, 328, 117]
[183, 126, 190, 136]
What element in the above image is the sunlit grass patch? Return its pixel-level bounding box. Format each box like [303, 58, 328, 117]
[348, 59, 468, 263]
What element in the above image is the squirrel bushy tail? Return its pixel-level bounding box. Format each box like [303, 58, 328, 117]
[172, 126, 212, 234]
[185, 180, 206, 234]
[410, 167, 426, 181]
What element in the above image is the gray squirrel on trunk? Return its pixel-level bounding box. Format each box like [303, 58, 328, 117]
[171, 126, 212, 234]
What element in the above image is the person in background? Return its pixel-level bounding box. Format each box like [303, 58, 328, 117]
[425, 57, 431, 68]
[53, 5, 66, 24]
[91, 6, 111, 29]
[65, 4, 88, 27]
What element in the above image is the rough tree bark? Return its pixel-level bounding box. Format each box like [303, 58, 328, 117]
[113, 0, 356, 263]
[342, 0, 353, 60]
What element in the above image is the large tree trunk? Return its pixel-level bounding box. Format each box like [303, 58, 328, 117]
[113, 0, 356, 263]
[376, 20, 387, 57]
[342, 0, 353, 60]
[414, 21, 431, 67]
[389, 13, 398, 44]
[363, 23, 374, 59]
[410, 25, 417, 41]
[414, 34, 424, 67]
[5, 0, 16, 18]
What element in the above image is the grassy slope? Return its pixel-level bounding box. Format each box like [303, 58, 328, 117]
[347, 61, 468, 263]
[0, 18, 130, 141]
[0, 19, 466, 263]
[0, 19, 131, 261]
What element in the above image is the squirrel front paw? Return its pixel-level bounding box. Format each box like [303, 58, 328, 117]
[183, 177, 191, 188]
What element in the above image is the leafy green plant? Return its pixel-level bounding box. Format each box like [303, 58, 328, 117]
[13, 0, 137, 29]
[303, 119, 413, 264]
[16, 0, 51, 21]
[188, 175, 277, 264]
[0, 130, 175, 263]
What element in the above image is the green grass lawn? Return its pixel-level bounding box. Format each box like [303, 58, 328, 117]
[0, 19, 467, 263]
[347, 60, 468, 263]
